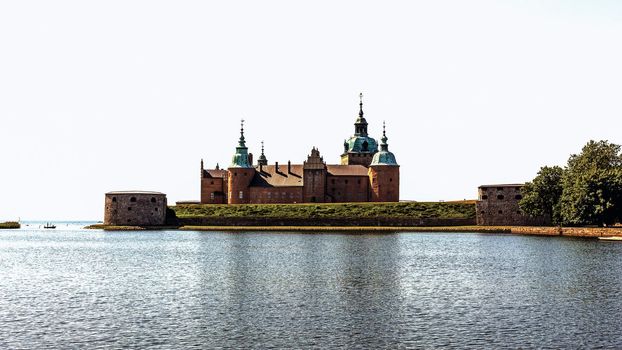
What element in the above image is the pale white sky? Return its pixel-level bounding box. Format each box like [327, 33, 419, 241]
[1, 1, 622, 220]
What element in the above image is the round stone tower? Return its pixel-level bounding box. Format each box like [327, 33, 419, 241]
[368, 123, 400, 202]
[104, 191, 167, 225]
[228, 120, 256, 204]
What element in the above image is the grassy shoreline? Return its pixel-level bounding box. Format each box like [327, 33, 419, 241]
[84, 224, 622, 238]
[0, 222, 20, 229]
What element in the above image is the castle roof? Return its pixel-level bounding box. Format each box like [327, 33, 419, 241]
[251, 164, 304, 187]
[248, 163, 369, 188]
[326, 164, 369, 176]
[370, 122, 398, 166]
[204, 169, 227, 178]
[106, 191, 165, 195]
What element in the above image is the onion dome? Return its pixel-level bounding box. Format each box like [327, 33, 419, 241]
[230, 119, 253, 168]
[343, 93, 378, 153]
[370, 122, 398, 166]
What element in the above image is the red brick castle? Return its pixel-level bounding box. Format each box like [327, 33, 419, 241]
[200, 94, 399, 204]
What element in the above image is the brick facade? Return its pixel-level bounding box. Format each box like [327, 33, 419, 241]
[199, 96, 401, 205]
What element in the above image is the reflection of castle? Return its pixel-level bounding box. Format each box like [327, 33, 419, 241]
[200, 95, 400, 204]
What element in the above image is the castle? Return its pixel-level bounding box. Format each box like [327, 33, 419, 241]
[200, 94, 400, 204]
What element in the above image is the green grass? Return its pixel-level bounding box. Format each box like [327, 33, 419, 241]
[0, 222, 20, 229]
[172, 201, 476, 219]
[179, 225, 505, 233]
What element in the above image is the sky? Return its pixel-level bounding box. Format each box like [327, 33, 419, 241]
[1, 0, 622, 220]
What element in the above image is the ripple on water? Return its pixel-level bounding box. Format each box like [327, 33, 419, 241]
[0, 230, 621, 348]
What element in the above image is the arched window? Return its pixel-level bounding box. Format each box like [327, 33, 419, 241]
[497, 194, 504, 200]
[130, 197, 137, 202]
[112, 197, 117, 202]
[151, 197, 156, 203]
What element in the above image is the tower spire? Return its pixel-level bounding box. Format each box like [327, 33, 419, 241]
[359, 92, 364, 118]
[380, 121, 388, 151]
[257, 140, 268, 166]
[354, 92, 368, 136]
[230, 118, 252, 168]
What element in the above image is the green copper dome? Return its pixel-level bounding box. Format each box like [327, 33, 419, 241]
[344, 136, 378, 153]
[370, 123, 398, 166]
[343, 93, 379, 154]
[230, 120, 253, 168]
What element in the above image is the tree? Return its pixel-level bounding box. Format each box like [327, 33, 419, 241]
[519, 166, 564, 224]
[560, 140, 622, 226]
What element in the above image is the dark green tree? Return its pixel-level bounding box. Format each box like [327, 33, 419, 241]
[519, 166, 564, 224]
[560, 140, 622, 226]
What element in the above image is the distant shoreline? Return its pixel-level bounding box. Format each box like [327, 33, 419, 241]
[0, 222, 20, 229]
[83, 224, 622, 238]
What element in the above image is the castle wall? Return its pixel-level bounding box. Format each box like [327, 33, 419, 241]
[326, 175, 369, 202]
[368, 166, 400, 202]
[250, 187, 304, 204]
[227, 168, 256, 204]
[341, 153, 374, 167]
[104, 192, 167, 226]
[475, 185, 550, 226]
[201, 177, 226, 204]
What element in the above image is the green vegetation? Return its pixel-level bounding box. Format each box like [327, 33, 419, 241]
[0, 222, 20, 229]
[180, 225, 504, 233]
[521, 140, 622, 226]
[172, 201, 475, 219]
[520, 166, 564, 224]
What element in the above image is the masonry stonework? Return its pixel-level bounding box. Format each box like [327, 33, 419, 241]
[104, 191, 167, 226]
[475, 184, 550, 226]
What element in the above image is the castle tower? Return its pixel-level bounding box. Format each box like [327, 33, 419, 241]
[368, 122, 400, 202]
[227, 120, 256, 204]
[341, 93, 379, 166]
[303, 147, 327, 203]
[257, 141, 268, 166]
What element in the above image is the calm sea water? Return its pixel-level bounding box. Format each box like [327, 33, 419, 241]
[1, 224, 621, 349]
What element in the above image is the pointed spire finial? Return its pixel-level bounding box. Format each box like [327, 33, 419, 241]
[359, 92, 364, 117]
[261, 140, 265, 155]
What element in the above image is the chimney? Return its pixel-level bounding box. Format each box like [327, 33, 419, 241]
[288, 161, 291, 174]
[248, 153, 254, 166]
[275, 161, 279, 173]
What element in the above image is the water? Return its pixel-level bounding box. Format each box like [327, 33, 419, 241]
[1, 225, 622, 349]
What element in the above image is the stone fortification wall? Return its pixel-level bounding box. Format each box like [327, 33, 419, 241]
[476, 185, 549, 226]
[178, 216, 475, 227]
[104, 192, 167, 226]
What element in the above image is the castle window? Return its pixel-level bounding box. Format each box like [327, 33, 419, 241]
[210, 193, 215, 200]
[112, 197, 117, 202]
[497, 187, 504, 191]
[127, 219, 131, 223]
[234, 172, 237, 176]
[332, 188, 336, 193]
[498, 210, 503, 214]
[481, 211, 486, 215]
[497, 194, 504, 200]
[332, 179, 335, 184]
[389, 178, 393, 182]
[515, 195, 523, 200]
[358, 179, 361, 184]
[154, 207, 158, 212]
[244, 172, 247, 176]
[128, 207, 132, 211]
[481, 195, 488, 200]
[151, 197, 156, 203]
[211, 181, 214, 185]
[239, 191, 243, 199]
[130, 197, 136, 202]
[345, 180, 348, 184]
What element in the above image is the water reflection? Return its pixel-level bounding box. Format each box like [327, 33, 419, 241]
[1, 229, 622, 348]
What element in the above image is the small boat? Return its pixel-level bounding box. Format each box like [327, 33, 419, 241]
[598, 236, 622, 241]
[43, 223, 56, 229]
